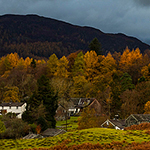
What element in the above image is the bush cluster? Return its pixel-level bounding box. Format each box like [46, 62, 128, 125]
[23, 141, 150, 150]
[124, 122, 150, 130]
[0, 116, 29, 139]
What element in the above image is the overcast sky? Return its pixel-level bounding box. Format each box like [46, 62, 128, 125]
[0, 0, 150, 44]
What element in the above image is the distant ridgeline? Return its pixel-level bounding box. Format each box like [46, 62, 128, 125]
[0, 14, 149, 59]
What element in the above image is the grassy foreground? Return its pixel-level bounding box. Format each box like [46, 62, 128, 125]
[1, 128, 150, 150]
[56, 116, 79, 131]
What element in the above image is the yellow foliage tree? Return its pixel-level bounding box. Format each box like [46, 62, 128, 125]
[1, 70, 11, 78]
[24, 57, 32, 68]
[92, 52, 116, 93]
[7, 53, 19, 68]
[37, 59, 46, 65]
[144, 101, 150, 114]
[54, 56, 69, 78]
[119, 47, 143, 84]
[47, 54, 59, 78]
[119, 47, 143, 72]
[100, 52, 116, 74]
[84, 51, 99, 81]
[3, 86, 20, 102]
[0, 56, 11, 75]
[16, 57, 26, 69]
[72, 75, 88, 97]
[0, 53, 19, 76]
[141, 63, 150, 81]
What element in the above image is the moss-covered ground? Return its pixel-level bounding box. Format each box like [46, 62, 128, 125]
[1, 128, 150, 150]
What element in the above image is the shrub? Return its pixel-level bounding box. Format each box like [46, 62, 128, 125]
[37, 116, 48, 131]
[124, 122, 150, 130]
[36, 125, 41, 134]
[2, 118, 29, 139]
[29, 123, 37, 133]
[78, 107, 99, 129]
[0, 120, 6, 133]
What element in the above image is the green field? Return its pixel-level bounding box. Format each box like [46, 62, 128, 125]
[0, 128, 150, 150]
[56, 116, 79, 131]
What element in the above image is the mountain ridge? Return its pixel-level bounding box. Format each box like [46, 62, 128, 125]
[0, 14, 149, 58]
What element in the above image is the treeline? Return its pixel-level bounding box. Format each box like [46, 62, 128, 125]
[1, 41, 71, 59]
[1, 47, 150, 119]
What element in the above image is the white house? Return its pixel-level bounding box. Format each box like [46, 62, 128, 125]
[101, 119, 126, 130]
[0, 102, 27, 118]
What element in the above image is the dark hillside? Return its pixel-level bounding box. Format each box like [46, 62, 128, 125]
[0, 14, 149, 58]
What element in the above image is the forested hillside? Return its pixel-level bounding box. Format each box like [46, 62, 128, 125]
[0, 14, 149, 59]
[1, 48, 150, 119]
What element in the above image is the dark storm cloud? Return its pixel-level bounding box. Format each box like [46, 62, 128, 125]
[134, 0, 150, 7]
[0, 0, 150, 44]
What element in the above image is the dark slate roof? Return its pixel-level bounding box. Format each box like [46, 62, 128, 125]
[69, 98, 80, 106]
[0, 102, 25, 107]
[130, 114, 150, 122]
[23, 133, 43, 139]
[41, 128, 66, 137]
[69, 98, 95, 107]
[109, 119, 126, 130]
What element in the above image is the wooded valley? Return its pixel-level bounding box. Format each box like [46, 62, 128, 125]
[1, 47, 150, 120]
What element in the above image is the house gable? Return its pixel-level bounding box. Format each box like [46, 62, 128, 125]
[88, 99, 101, 114]
[125, 114, 150, 127]
[0, 102, 26, 118]
[101, 119, 125, 130]
[55, 104, 67, 121]
[68, 98, 101, 115]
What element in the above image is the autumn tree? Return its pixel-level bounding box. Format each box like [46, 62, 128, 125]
[144, 101, 150, 114]
[90, 53, 116, 99]
[47, 54, 59, 78]
[119, 47, 143, 84]
[141, 63, 150, 81]
[78, 107, 99, 129]
[72, 51, 85, 76]
[51, 78, 72, 101]
[24, 57, 32, 68]
[0, 53, 19, 76]
[36, 125, 41, 134]
[135, 81, 150, 114]
[121, 89, 140, 118]
[16, 57, 26, 69]
[7, 53, 19, 68]
[3, 86, 20, 102]
[112, 51, 121, 69]
[71, 75, 88, 98]
[84, 51, 100, 81]
[54, 56, 69, 78]
[7, 68, 37, 98]
[100, 52, 116, 74]
[0, 56, 11, 76]
[67, 51, 78, 72]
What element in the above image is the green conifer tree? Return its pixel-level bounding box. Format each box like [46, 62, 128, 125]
[23, 75, 58, 128]
[89, 38, 102, 55]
